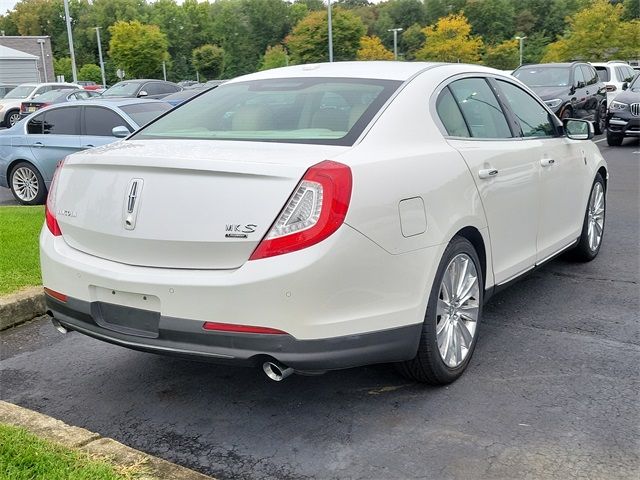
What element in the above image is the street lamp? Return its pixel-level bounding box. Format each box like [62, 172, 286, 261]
[327, 0, 333, 62]
[387, 28, 403, 60]
[36, 38, 47, 82]
[94, 27, 106, 88]
[63, 0, 78, 82]
[515, 35, 527, 67]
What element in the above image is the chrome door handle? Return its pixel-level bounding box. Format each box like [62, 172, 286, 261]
[32, 142, 44, 148]
[540, 158, 555, 167]
[478, 168, 499, 179]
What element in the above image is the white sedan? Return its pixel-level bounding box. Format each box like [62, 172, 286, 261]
[41, 62, 607, 384]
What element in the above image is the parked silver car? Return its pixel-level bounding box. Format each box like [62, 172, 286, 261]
[0, 98, 172, 204]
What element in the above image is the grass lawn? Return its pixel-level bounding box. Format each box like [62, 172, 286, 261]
[0, 424, 141, 480]
[0, 206, 44, 295]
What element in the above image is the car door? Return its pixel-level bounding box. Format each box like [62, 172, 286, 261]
[439, 77, 540, 285]
[81, 105, 133, 148]
[571, 66, 589, 118]
[27, 106, 82, 182]
[493, 79, 588, 263]
[580, 65, 600, 120]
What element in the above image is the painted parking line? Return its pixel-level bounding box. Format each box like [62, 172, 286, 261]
[594, 138, 607, 143]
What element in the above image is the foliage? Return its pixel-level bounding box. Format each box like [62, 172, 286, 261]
[483, 39, 519, 70]
[260, 45, 289, 70]
[108, 20, 169, 78]
[542, 0, 638, 62]
[416, 13, 483, 63]
[53, 57, 72, 81]
[192, 44, 225, 80]
[464, 0, 516, 44]
[622, 0, 640, 20]
[78, 63, 103, 83]
[373, 0, 426, 50]
[357, 35, 394, 60]
[400, 23, 425, 60]
[286, 7, 366, 64]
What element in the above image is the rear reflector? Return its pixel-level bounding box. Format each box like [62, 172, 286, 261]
[203, 321, 287, 335]
[44, 287, 67, 302]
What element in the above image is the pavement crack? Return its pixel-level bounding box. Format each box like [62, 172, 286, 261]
[548, 270, 638, 285]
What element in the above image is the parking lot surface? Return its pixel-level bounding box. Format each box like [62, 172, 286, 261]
[1, 140, 638, 479]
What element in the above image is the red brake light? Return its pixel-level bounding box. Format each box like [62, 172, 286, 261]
[249, 160, 352, 260]
[45, 159, 66, 237]
[203, 322, 287, 335]
[44, 287, 67, 302]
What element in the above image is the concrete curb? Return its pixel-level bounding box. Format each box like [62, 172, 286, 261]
[0, 401, 215, 480]
[0, 286, 45, 331]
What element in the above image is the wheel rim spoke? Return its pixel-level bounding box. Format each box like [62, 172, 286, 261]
[12, 167, 38, 201]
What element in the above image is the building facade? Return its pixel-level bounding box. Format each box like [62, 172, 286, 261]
[0, 36, 54, 82]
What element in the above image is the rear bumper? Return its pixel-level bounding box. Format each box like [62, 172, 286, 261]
[47, 294, 422, 370]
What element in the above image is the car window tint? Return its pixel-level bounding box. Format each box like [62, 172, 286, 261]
[580, 66, 597, 85]
[496, 80, 555, 138]
[27, 113, 45, 134]
[84, 106, 128, 136]
[43, 107, 80, 135]
[448, 78, 512, 139]
[143, 83, 164, 95]
[436, 87, 470, 137]
[120, 102, 172, 126]
[595, 66, 610, 82]
[573, 67, 585, 88]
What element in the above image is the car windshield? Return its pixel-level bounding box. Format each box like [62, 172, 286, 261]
[133, 77, 401, 146]
[102, 82, 141, 97]
[120, 102, 172, 126]
[514, 67, 571, 87]
[30, 88, 74, 102]
[4, 85, 36, 99]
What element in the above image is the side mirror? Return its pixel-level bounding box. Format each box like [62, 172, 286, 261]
[564, 119, 594, 140]
[622, 82, 628, 91]
[138, 90, 148, 97]
[112, 125, 130, 138]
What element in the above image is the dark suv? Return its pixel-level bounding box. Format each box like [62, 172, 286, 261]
[513, 62, 607, 134]
[101, 80, 182, 100]
[606, 73, 640, 146]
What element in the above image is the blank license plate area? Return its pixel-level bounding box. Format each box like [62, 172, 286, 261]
[89, 287, 161, 338]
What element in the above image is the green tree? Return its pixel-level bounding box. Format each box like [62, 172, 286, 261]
[401, 23, 426, 60]
[78, 63, 103, 83]
[192, 44, 225, 80]
[464, 0, 516, 44]
[108, 20, 169, 79]
[483, 39, 519, 70]
[286, 8, 366, 63]
[416, 13, 483, 63]
[260, 45, 289, 70]
[53, 57, 72, 81]
[373, 0, 426, 49]
[622, 0, 640, 20]
[357, 35, 394, 60]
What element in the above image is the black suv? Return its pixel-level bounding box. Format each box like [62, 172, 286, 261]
[606, 73, 640, 146]
[513, 62, 607, 134]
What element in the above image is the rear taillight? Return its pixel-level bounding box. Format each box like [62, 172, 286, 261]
[45, 159, 66, 237]
[44, 287, 67, 302]
[249, 160, 352, 260]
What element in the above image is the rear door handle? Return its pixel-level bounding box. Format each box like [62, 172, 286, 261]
[32, 142, 44, 148]
[478, 168, 499, 179]
[83, 144, 94, 148]
[540, 158, 555, 167]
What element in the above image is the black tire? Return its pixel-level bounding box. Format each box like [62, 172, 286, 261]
[396, 236, 483, 385]
[560, 107, 573, 120]
[5, 109, 21, 128]
[570, 173, 606, 262]
[9, 161, 47, 205]
[594, 103, 606, 135]
[606, 131, 623, 146]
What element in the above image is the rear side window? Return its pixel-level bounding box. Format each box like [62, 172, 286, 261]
[447, 78, 512, 139]
[595, 66, 610, 82]
[496, 80, 555, 138]
[120, 102, 172, 127]
[84, 107, 129, 136]
[436, 87, 470, 137]
[42, 107, 80, 135]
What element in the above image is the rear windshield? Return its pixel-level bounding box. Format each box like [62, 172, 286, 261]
[120, 102, 172, 127]
[30, 88, 74, 102]
[133, 77, 401, 146]
[513, 67, 570, 87]
[4, 85, 36, 99]
[594, 66, 610, 82]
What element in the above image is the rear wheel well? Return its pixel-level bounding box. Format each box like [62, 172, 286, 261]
[3, 108, 19, 125]
[454, 226, 487, 288]
[7, 159, 35, 179]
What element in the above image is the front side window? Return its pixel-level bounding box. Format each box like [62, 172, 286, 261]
[573, 67, 586, 88]
[497, 80, 555, 138]
[142, 83, 164, 96]
[42, 107, 80, 135]
[447, 78, 512, 139]
[436, 87, 470, 137]
[84, 107, 129, 136]
[134, 77, 401, 146]
[580, 66, 597, 86]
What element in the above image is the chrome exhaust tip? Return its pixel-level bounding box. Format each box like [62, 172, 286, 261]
[50, 317, 69, 334]
[262, 361, 294, 382]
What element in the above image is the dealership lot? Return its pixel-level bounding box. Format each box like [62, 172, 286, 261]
[1, 140, 638, 479]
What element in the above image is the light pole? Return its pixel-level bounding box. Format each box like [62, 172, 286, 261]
[94, 27, 106, 88]
[387, 28, 403, 60]
[36, 39, 47, 82]
[327, 0, 333, 62]
[515, 35, 527, 67]
[63, 0, 78, 82]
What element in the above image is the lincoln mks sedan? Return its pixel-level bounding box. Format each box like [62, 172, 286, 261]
[41, 62, 607, 384]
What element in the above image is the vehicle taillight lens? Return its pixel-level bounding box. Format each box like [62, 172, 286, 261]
[44, 287, 67, 302]
[203, 322, 287, 335]
[45, 159, 66, 237]
[249, 160, 352, 260]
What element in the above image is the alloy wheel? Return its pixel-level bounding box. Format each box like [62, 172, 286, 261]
[587, 182, 605, 252]
[436, 253, 480, 368]
[8, 112, 21, 127]
[12, 167, 39, 202]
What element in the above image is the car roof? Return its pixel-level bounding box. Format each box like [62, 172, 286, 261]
[16, 82, 79, 87]
[111, 79, 174, 84]
[515, 63, 582, 69]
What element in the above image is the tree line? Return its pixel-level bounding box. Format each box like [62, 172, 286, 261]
[0, 0, 637, 84]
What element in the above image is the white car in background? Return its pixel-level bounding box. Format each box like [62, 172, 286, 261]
[592, 61, 637, 104]
[41, 62, 608, 385]
[0, 82, 80, 127]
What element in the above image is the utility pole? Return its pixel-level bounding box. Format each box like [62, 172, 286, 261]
[327, 0, 333, 62]
[63, 0, 78, 82]
[36, 39, 47, 81]
[94, 27, 106, 88]
[162, 61, 167, 81]
[515, 36, 527, 67]
[387, 28, 403, 60]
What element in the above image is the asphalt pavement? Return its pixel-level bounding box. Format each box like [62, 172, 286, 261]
[1, 139, 638, 480]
